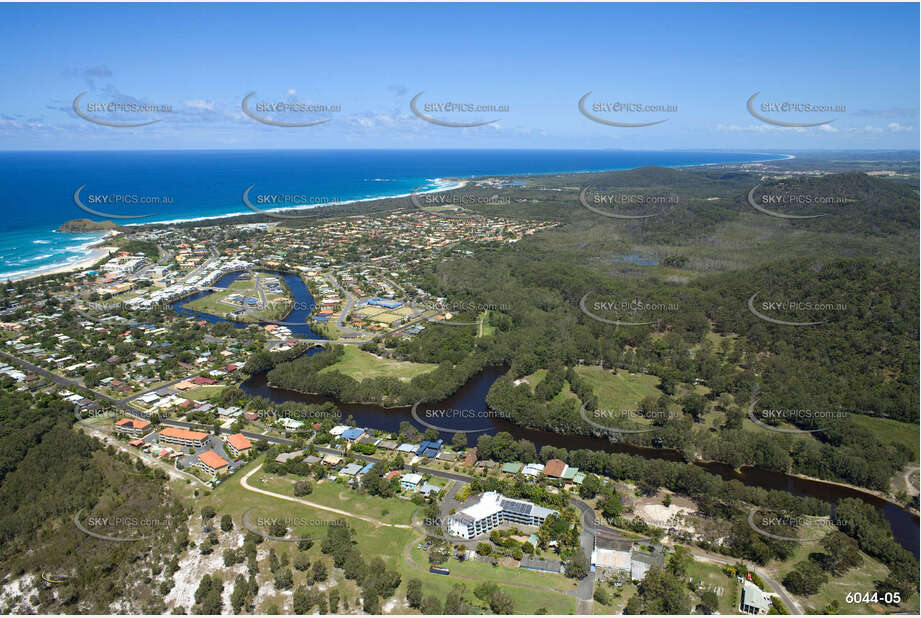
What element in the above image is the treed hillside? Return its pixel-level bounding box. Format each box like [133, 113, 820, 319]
[259, 169, 919, 492]
[701, 258, 918, 422]
[0, 381, 187, 614]
[750, 172, 919, 236]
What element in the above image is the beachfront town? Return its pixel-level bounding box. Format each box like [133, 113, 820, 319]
[0, 210, 785, 614]
[0, 210, 552, 392]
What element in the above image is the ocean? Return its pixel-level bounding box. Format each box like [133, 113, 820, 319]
[0, 149, 785, 280]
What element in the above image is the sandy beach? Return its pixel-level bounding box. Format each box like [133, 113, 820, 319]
[10, 236, 118, 283]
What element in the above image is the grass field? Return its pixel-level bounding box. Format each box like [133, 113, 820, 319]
[684, 560, 739, 614]
[551, 380, 580, 405]
[181, 385, 227, 401]
[319, 346, 437, 381]
[761, 540, 918, 615]
[477, 311, 495, 337]
[574, 366, 662, 411]
[851, 414, 920, 462]
[252, 470, 419, 525]
[593, 581, 637, 614]
[519, 370, 580, 405]
[407, 546, 578, 613]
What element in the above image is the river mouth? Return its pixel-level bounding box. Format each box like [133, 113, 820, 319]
[241, 365, 919, 558]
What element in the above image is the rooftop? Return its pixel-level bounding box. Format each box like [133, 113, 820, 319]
[226, 433, 252, 451]
[160, 426, 209, 441]
[198, 450, 229, 470]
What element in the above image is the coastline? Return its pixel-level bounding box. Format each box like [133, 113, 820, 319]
[8, 234, 117, 282]
[6, 151, 792, 283]
[120, 151, 792, 228]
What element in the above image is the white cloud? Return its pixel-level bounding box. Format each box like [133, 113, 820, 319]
[714, 123, 805, 134]
[183, 99, 216, 111]
[887, 122, 913, 133]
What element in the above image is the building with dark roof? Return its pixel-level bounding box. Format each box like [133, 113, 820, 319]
[416, 439, 443, 458]
[630, 548, 665, 581]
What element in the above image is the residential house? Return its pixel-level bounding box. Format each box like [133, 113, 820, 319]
[543, 459, 567, 478]
[401, 472, 423, 490]
[522, 463, 546, 477]
[416, 440, 443, 458]
[740, 580, 771, 614]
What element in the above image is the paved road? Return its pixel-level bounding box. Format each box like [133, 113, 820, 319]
[677, 543, 802, 614]
[1, 348, 774, 613]
[321, 272, 360, 335]
[121, 373, 202, 403]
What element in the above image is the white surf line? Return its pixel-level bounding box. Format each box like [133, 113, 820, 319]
[240, 463, 411, 529]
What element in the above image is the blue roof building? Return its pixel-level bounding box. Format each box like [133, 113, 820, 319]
[341, 427, 365, 441]
[369, 298, 403, 309]
[416, 439, 443, 458]
[359, 462, 374, 476]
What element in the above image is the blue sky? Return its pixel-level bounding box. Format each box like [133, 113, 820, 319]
[0, 2, 917, 150]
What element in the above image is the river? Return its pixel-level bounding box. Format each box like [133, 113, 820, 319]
[169, 270, 326, 339]
[241, 366, 918, 557]
[172, 272, 918, 557]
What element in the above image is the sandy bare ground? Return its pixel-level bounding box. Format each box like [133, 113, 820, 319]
[164, 528, 248, 612]
[0, 574, 36, 613]
[634, 491, 697, 534]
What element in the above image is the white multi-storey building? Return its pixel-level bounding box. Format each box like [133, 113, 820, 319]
[448, 491, 558, 539]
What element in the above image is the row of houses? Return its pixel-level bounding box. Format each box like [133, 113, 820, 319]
[329, 425, 451, 461]
[273, 449, 441, 496]
[500, 458, 586, 485]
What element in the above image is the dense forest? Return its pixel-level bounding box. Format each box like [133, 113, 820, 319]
[258, 169, 918, 494]
[0, 380, 187, 614]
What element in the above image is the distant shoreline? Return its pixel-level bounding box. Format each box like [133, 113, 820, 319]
[119, 152, 793, 228]
[7, 152, 792, 283]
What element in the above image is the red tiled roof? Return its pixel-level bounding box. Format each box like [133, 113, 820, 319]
[115, 418, 151, 429]
[226, 433, 252, 451]
[543, 459, 567, 478]
[160, 426, 209, 441]
[198, 450, 229, 470]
